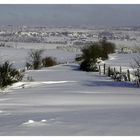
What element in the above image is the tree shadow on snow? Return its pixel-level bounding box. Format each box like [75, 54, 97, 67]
[63, 64, 80, 71]
[82, 79, 137, 88]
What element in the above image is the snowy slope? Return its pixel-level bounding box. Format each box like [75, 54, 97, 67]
[0, 63, 140, 136]
[0, 47, 77, 69]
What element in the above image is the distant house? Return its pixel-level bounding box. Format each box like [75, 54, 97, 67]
[119, 47, 133, 54]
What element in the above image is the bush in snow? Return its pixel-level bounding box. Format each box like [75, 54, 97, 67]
[26, 49, 44, 70]
[80, 39, 115, 72]
[101, 38, 116, 60]
[0, 61, 24, 88]
[26, 49, 58, 70]
[80, 59, 98, 72]
[111, 71, 128, 82]
[42, 57, 57, 67]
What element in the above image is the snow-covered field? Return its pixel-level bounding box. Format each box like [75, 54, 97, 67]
[0, 47, 77, 68]
[0, 45, 140, 136]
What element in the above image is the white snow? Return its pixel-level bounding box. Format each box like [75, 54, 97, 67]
[0, 47, 77, 68]
[23, 120, 35, 125]
[7, 81, 76, 91]
[22, 120, 48, 127]
[0, 45, 140, 136]
[41, 120, 47, 123]
[0, 63, 139, 135]
[0, 110, 4, 113]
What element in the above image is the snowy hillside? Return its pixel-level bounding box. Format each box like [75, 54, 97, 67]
[0, 63, 140, 135]
[0, 42, 140, 135]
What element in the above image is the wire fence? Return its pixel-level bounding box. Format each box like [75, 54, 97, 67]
[98, 63, 140, 87]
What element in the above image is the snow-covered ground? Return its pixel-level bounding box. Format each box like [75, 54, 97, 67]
[5, 42, 60, 49]
[105, 53, 140, 68]
[0, 47, 77, 69]
[0, 62, 140, 136]
[0, 45, 140, 135]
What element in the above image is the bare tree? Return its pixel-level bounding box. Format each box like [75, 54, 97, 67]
[26, 49, 44, 70]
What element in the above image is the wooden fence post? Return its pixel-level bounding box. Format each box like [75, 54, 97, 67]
[137, 69, 140, 87]
[103, 63, 106, 75]
[99, 65, 101, 75]
[113, 67, 116, 80]
[108, 66, 111, 77]
[114, 67, 116, 74]
[127, 69, 131, 81]
[120, 66, 122, 74]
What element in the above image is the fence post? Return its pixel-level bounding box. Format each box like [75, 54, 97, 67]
[137, 69, 140, 87]
[120, 66, 122, 74]
[108, 66, 111, 77]
[103, 63, 106, 75]
[113, 67, 116, 80]
[114, 67, 116, 74]
[99, 65, 101, 75]
[127, 69, 131, 81]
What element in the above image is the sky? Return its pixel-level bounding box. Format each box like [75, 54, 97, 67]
[0, 4, 140, 27]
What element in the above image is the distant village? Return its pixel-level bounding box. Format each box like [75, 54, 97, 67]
[0, 25, 140, 53]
